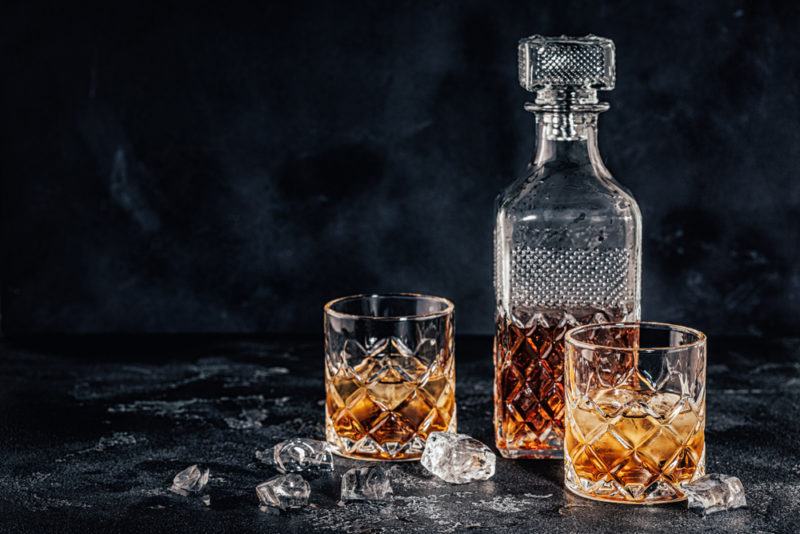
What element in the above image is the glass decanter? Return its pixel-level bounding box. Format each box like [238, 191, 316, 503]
[493, 35, 642, 459]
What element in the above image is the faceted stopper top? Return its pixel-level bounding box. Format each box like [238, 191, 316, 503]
[518, 35, 615, 93]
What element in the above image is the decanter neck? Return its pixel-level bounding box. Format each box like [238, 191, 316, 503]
[529, 108, 606, 168]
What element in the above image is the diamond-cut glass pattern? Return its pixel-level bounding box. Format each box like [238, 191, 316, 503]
[326, 321, 455, 461]
[564, 324, 706, 503]
[494, 308, 627, 459]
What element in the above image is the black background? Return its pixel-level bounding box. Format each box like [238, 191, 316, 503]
[2, 1, 799, 336]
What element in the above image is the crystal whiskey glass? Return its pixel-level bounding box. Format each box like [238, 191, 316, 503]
[564, 322, 706, 504]
[324, 294, 456, 461]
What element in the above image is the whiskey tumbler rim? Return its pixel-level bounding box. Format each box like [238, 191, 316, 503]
[324, 293, 454, 321]
[565, 321, 706, 354]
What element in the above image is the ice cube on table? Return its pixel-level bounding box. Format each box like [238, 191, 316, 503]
[254, 448, 274, 465]
[683, 474, 747, 515]
[169, 464, 210, 496]
[273, 438, 334, 473]
[420, 432, 495, 484]
[256, 474, 310, 511]
[340, 466, 393, 502]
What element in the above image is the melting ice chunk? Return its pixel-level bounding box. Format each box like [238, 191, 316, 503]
[340, 466, 393, 502]
[169, 464, 210, 496]
[683, 474, 747, 515]
[273, 438, 334, 473]
[420, 432, 495, 484]
[256, 474, 310, 511]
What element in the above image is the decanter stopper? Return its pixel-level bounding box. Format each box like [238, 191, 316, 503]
[518, 35, 615, 106]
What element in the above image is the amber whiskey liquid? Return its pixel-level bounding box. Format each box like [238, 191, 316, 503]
[494, 308, 625, 459]
[564, 389, 705, 503]
[326, 353, 455, 461]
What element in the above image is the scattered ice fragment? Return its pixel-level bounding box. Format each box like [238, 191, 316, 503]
[683, 474, 747, 515]
[420, 432, 495, 484]
[255, 448, 275, 466]
[169, 465, 209, 496]
[273, 438, 333, 473]
[201, 494, 211, 507]
[340, 466, 393, 502]
[256, 474, 310, 511]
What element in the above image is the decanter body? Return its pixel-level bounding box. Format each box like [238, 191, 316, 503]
[493, 35, 642, 459]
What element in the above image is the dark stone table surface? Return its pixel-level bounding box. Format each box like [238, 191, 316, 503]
[0, 335, 797, 533]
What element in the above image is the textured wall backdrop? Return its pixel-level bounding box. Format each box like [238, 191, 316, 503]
[2, 1, 798, 335]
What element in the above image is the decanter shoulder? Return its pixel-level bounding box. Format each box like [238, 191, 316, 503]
[496, 163, 640, 224]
